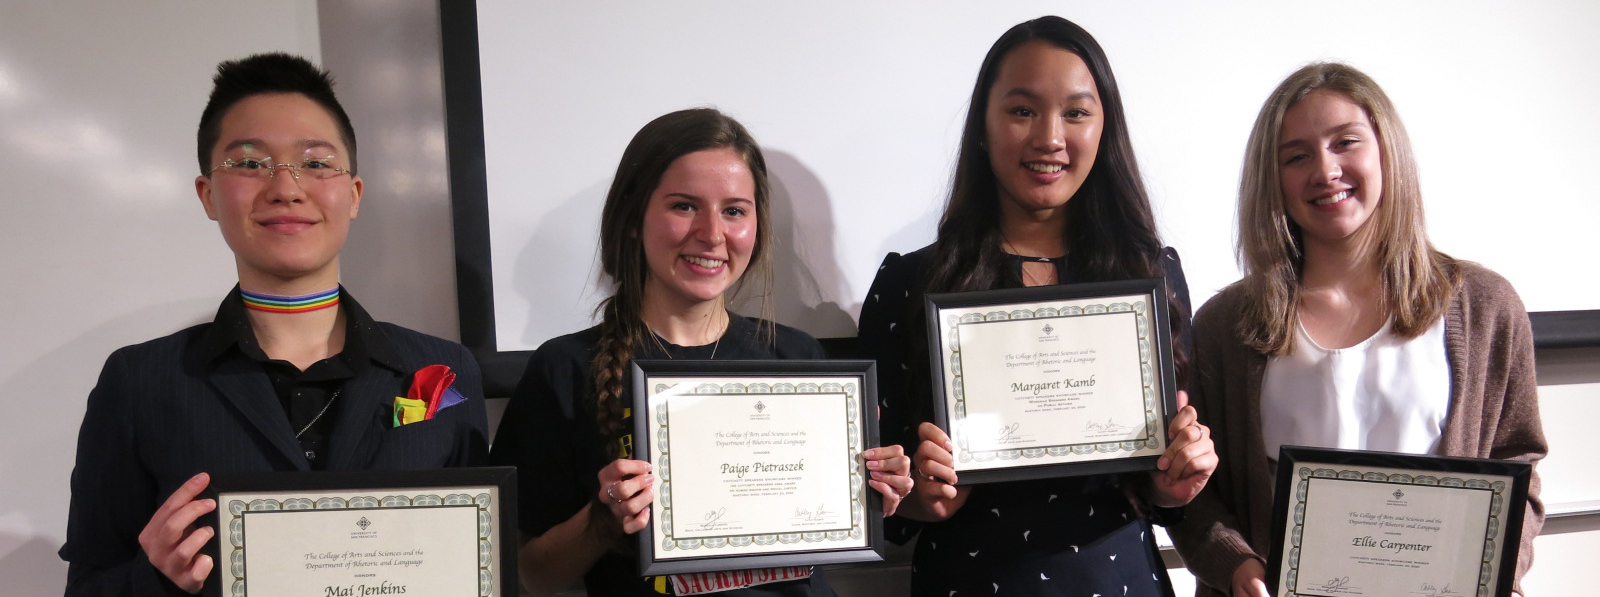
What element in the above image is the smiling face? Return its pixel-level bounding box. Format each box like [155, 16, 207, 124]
[1277, 89, 1384, 249]
[639, 147, 758, 313]
[984, 41, 1104, 218]
[196, 92, 363, 291]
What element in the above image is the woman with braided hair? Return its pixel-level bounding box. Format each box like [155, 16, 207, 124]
[489, 108, 912, 596]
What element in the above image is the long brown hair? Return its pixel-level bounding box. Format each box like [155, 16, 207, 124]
[1234, 62, 1457, 355]
[591, 108, 775, 460]
[925, 16, 1188, 384]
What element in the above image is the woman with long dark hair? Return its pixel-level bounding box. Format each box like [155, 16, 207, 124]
[1166, 62, 1545, 597]
[491, 108, 913, 596]
[857, 16, 1216, 596]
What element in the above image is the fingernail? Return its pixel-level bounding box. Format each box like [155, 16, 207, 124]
[871, 471, 885, 480]
[1157, 457, 1170, 470]
[867, 460, 881, 469]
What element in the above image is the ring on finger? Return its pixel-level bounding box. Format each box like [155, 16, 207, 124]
[606, 482, 622, 503]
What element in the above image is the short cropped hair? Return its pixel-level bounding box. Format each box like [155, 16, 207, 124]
[195, 52, 358, 175]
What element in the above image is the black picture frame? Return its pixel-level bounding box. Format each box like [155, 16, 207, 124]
[202, 467, 518, 597]
[923, 278, 1178, 484]
[629, 359, 884, 576]
[1267, 446, 1531, 597]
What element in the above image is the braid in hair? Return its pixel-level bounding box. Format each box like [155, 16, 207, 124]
[586, 297, 644, 549]
[592, 298, 638, 461]
[582, 107, 771, 550]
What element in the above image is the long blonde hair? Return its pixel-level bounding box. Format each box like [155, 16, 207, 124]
[1235, 62, 1457, 355]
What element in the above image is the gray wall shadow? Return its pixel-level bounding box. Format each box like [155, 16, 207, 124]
[511, 179, 612, 349]
[742, 150, 857, 339]
[323, 0, 461, 341]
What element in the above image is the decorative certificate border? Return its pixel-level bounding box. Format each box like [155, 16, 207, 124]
[1281, 468, 1504, 597]
[221, 493, 494, 597]
[944, 299, 1160, 462]
[652, 381, 865, 550]
[924, 278, 1177, 484]
[631, 359, 885, 576]
[1267, 447, 1531, 597]
[202, 467, 518, 597]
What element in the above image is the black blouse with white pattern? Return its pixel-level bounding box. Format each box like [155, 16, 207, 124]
[857, 245, 1193, 597]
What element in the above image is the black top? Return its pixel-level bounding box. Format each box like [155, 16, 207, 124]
[200, 286, 393, 468]
[61, 288, 489, 597]
[856, 245, 1193, 597]
[489, 313, 837, 596]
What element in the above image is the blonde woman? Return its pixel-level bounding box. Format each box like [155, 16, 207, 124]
[1168, 62, 1545, 597]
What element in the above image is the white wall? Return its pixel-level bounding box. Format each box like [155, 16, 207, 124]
[472, 0, 1600, 352]
[0, 2, 321, 594]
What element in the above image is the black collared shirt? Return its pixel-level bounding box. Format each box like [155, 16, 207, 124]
[198, 286, 403, 469]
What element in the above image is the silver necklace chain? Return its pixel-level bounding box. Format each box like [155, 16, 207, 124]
[1022, 262, 1057, 287]
[647, 326, 720, 360]
[295, 386, 342, 439]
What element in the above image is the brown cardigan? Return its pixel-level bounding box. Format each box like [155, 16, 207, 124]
[1168, 262, 1546, 596]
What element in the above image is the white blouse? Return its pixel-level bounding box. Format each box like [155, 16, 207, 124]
[1261, 315, 1451, 464]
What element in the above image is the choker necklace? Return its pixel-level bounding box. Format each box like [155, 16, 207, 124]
[1001, 238, 1061, 287]
[241, 287, 341, 314]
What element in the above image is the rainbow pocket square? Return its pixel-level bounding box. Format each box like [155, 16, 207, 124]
[392, 364, 464, 427]
[393, 397, 428, 426]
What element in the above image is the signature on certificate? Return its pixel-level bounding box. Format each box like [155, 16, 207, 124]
[996, 422, 1022, 442]
[792, 504, 832, 522]
[696, 507, 728, 531]
[1084, 418, 1134, 432]
[1320, 576, 1354, 591]
[1416, 582, 1458, 597]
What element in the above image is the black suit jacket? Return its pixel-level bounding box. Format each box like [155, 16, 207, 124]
[59, 292, 489, 596]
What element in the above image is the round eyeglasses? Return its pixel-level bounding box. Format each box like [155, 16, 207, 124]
[207, 155, 353, 183]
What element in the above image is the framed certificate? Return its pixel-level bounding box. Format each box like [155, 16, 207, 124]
[202, 467, 517, 597]
[1267, 447, 1532, 597]
[630, 359, 884, 576]
[924, 278, 1177, 483]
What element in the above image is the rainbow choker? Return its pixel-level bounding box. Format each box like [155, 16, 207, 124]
[240, 287, 341, 314]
